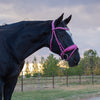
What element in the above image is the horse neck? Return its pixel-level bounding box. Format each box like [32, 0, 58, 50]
[7, 21, 51, 63]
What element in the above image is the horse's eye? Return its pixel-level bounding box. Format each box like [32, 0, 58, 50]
[66, 30, 72, 37]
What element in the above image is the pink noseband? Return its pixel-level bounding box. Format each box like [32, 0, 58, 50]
[50, 20, 78, 61]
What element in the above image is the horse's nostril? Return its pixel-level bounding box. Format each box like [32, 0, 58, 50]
[74, 59, 78, 65]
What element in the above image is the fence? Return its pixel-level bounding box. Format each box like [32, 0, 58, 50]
[14, 72, 100, 92]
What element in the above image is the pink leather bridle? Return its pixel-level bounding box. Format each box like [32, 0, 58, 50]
[50, 20, 78, 61]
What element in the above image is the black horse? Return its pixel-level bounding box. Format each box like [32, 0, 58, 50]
[0, 13, 80, 100]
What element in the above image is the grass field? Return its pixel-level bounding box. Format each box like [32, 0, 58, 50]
[12, 85, 100, 100]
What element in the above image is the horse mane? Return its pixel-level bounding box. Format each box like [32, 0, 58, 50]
[0, 21, 25, 31]
[0, 20, 49, 33]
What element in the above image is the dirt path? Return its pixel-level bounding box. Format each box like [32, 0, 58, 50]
[81, 97, 100, 100]
[88, 97, 100, 100]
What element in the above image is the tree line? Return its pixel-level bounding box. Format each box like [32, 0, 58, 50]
[24, 49, 100, 77]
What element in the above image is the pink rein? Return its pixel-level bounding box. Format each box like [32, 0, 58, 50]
[50, 20, 78, 61]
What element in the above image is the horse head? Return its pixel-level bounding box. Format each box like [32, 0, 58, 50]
[49, 13, 80, 67]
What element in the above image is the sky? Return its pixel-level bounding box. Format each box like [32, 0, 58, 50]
[0, 0, 100, 62]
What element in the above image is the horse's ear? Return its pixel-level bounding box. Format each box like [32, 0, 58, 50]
[64, 15, 72, 25]
[54, 13, 64, 27]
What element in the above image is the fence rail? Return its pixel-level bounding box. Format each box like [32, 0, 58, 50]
[14, 72, 100, 92]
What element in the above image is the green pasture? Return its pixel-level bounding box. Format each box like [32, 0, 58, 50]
[13, 85, 100, 100]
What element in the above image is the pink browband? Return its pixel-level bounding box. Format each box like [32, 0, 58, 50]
[50, 20, 78, 61]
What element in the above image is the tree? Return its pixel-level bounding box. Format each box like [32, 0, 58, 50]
[57, 60, 69, 76]
[25, 61, 31, 78]
[32, 56, 38, 75]
[40, 56, 45, 64]
[33, 56, 37, 63]
[63, 62, 84, 76]
[84, 49, 97, 58]
[94, 56, 100, 75]
[83, 49, 97, 75]
[43, 54, 60, 76]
